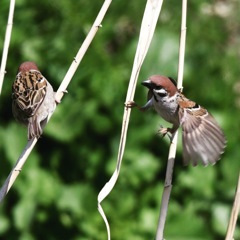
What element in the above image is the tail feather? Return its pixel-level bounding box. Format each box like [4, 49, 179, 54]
[28, 116, 42, 140]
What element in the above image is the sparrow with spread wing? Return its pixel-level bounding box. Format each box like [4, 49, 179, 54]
[127, 75, 226, 166]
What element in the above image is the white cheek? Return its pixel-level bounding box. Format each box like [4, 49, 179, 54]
[155, 89, 167, 96]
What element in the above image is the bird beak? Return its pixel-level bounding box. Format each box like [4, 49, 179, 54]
[141, 80, 154, 89]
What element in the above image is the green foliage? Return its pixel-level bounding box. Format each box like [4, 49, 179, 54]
[0, 0, 239, 239]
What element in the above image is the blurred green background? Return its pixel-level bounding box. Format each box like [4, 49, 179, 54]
[0, 0, 239, 239]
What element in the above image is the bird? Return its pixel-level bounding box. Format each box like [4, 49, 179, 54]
[12, 61, 56, 140]
[127, 75, 226, 166]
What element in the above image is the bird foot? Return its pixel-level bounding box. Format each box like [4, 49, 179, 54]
[125, 100, 138, 108]
[125, 100, 147, 112]
[178, 87, 184, 93]
[157, 126, 172, 140]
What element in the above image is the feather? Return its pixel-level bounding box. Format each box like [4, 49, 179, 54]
[140, 75, 226, 166]
[179, 105, 226, 166]
[12, 62, 55, 140]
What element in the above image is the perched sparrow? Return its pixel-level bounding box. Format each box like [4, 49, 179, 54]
[12, 61, 56, 140]
[128, 75, 226, 166]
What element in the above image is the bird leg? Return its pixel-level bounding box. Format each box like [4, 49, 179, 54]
[157, 125, 178, 141]
[125, 100, 138, 108]
[157, 125, 172, 139]
[125, 100, 152, 112]
[125, 100, 144, 111]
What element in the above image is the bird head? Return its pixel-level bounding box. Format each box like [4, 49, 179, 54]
[142, 75, 178, 101]
[18, 61, 39, 74]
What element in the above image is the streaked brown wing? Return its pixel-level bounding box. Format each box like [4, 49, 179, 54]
[12, 70, 47, 118]
[178, 101, 226, 166]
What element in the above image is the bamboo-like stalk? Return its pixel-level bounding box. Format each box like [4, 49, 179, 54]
[97, 1, 163, 240]
[155, 0, 187, 239]
[0, 0, 112, 202]
[0, 0, 15, 95]
[225, 173, 240, 240]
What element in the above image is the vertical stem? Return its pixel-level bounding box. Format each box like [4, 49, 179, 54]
[225, 173, 240, 240]
[155, 131, 178, 239]
[97, 1, 164, 239]
[0, 0, 15, 94]
[155, 0, 187, 239]
[177, 0, 187, 90]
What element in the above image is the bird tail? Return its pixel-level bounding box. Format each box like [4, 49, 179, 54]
[28, 116, 42, 140]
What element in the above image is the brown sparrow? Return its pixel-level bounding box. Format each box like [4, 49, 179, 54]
[12, 61, 56, 140]
[127, 75, 226, 166]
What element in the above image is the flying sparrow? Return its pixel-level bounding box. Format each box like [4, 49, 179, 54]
[127, 75, 226, 166]
[12, 61, 56, 140]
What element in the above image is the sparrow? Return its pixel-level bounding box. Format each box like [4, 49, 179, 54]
[12, 61, 56, 140]
[127, 75, 226, 166]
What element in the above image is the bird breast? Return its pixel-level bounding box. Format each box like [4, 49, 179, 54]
[152, 94, 179, 125]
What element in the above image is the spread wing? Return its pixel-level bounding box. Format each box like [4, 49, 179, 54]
[178, 94, 226, 166]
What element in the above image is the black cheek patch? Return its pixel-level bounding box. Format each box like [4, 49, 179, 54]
[157, 92, 167, 97]
[192, 103, 200, 109]
[153, 93, 158, 102]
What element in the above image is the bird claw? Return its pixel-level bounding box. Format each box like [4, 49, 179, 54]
[125, 100, 138, 108]
[178, 87, 183, 92]
[157, 126, 172, 140]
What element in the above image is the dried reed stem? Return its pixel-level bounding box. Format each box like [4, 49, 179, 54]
[97, 1, 163, 239]
[225, 173, 240, 240]
[0, 0, 15, 94]
[155, 0, 187, 239]
[0, 0, 112, 202]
